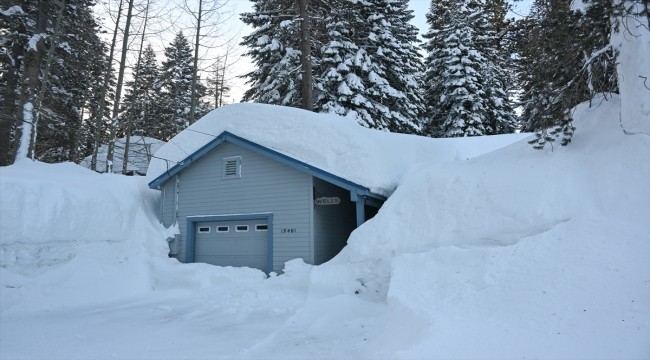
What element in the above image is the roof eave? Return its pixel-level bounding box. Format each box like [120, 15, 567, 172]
[147, 131, 386, 201]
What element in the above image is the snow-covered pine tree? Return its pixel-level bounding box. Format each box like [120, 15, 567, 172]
[355, 0, 424, 133]
[241, 0, 423, 134]
[422, 0, 515, 137]
[314, 2, 375, 123]
[423, 0, 488, 137]
[240, 0, 305, 107]
[516, 0, 616, 149]
[39, 0, 110, 163]
[122, 44, 160, 139]
[481, 0, 517, 134]
[0, 0, 109, 163]
[157, 32, 196, 140]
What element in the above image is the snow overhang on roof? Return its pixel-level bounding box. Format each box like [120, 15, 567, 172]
[147, 131, 385, 200]
[146, 103, 532, 197]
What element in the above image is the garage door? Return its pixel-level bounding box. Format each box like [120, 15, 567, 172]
[194, 219, 268, 272]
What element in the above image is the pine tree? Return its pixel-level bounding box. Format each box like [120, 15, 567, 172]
[315, 3, 375, 123]
[157, 32, 196, 140]
[240, 0, 305, 107]
[356, 0, 424, 133]
[0, 0, 110, 163]
[516, 0, 617, 149]
[422, 0, 515, 137]
[241, 0, 424, 134]
[123, 44, 160, 139]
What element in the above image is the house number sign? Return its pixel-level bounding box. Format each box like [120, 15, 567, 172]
[315, 197, 340, 205]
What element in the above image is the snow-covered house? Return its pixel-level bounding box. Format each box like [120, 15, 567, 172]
[147, 104, 530, 273]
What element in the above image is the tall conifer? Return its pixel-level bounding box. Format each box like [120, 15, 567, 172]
[423, 0, 515, 137]
[157, 32, 196, 140]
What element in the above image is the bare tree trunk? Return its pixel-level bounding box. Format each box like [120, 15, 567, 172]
[122, 0, 151, 174]
[188, 0, 203, 125]
[299, 0, 312, 111]
[14, 0, 49, 161]
[219, 52, 228, 107]
[28, 0, 66, 160]
[0, 21, 25, 166]
[105, 0, 135, 173]
[91, 0, 124, 171]
[70, 104, 85, 163]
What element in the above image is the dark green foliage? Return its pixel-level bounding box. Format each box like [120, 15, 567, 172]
[241, 0, 424, 133]
[122, 44, 161, 139]
[0, 0, 111, 163]
[517, 0, 618, 149]
[156, 32, 210, 140]
[423, 0, 516, 137]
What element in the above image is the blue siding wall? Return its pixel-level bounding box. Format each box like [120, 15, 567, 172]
[312, 177, 357, 265]
[161, 179, 175, 227]
[161, 141, 312, 272]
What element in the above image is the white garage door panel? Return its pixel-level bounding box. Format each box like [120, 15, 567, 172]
[195, 219, 268, 272]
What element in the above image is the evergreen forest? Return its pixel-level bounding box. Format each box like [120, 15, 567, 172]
[1, 0, 646, 171]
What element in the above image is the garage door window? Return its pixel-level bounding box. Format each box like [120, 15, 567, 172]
[198, 226, 211, 233]
[217, 226, 229, 232]
[255, 224, 268, 231]
[235, 225, 249, 232]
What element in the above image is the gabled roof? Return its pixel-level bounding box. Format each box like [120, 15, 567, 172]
[147, 131, 386, 200]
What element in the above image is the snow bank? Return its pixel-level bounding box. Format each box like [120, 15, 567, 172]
[306, 94, 650, 357]
[0, 160, 271, 312]
[0, 161, 167, 249]
[147, 104, 530, 196]
[79, 136, 165, 175]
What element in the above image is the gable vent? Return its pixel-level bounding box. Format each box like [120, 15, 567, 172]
[222, 156, 242, 179]
[224, 160, 237, 176]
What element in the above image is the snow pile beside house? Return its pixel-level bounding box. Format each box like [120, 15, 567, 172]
[304, 94, 650, 358]
[0, 161, 269, 312]
[147, 104, 530, 196]
[79, 136, 165, 175]
[0, 161, 170, 266]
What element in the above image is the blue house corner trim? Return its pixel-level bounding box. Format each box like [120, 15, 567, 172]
[148, 131, 386, 202]
[186, 213, 274, 274]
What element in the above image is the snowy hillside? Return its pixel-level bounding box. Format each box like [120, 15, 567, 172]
[0, 94, 648, 359]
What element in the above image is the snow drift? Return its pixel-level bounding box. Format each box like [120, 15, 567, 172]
[305, 94, 649, 358]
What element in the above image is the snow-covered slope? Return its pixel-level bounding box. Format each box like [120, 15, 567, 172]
[304, 93, 650, 358]
[147, 104, 530, 196]
[0, 95, 648, 359]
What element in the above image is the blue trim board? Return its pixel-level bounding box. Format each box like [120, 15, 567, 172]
[185, 213, 274, 274]
[148, 131, 386, 201]
[355, 202, 365, 228]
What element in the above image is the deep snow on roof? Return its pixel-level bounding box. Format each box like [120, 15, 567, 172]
[147, 104, 531, 196]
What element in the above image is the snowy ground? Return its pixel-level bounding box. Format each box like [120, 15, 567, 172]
[1, 95, 648, 359]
